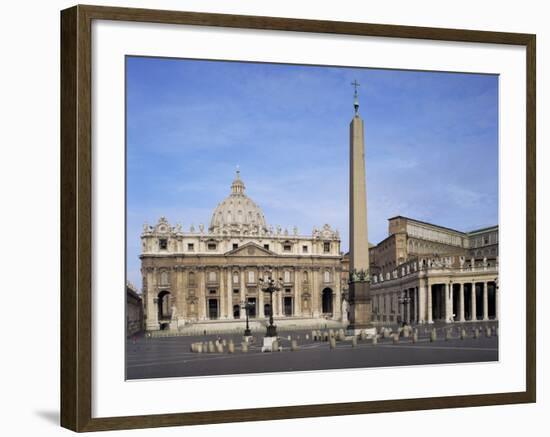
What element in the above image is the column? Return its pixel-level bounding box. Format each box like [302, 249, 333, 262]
[495, 283, 499, 320]
[427, 283, 433, 323]
[294, 268, 301, 317]
[312, 268, 320, 318]
[258, 269, 265, 318]
[483, 281, 489, 321]
[177, 267, 186, 321]
[333, 267, 341, 320]
[412, 287, 418, 324]
[471, 283, 477, 321]
[418, 284, 426, 323]
[198, 268, 206, 320]
[219, 267, 226, 319]
[445, 283, 453, 323]
[239, 268, 246, 319]
[226, 268, 232, 319]
[459, 283, 465, 322]
[145, 268, 159, 330]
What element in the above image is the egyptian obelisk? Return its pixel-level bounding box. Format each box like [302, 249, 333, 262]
[348, 80, 372, 330]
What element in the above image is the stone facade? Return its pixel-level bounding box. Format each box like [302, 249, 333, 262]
[126, 281, 143, 336]
[141, 172, 343, 332]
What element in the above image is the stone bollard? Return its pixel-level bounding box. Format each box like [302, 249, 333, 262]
[329, 329, 334, 339]
[291, 339, 298, 351]
[311, 330, 316, 341]
[222, 339, 227, 347]
[228, 340, 235, 353]
[412, 329, 418, 343]
[372, 334, 378, 345]
[360, 330, 366, 341]
[190, 343, 196, 352]
[196, 343, 203, 353]
[486, 327, 492, 337]
[403, 326, 410, 338]
[287, 335, 291, 341]
[208, 341, 215, 353]
[216, 342, 224, 353]
[393, 333, 399, 344]
[329, 337, 336, 350]
[383, 328, 391, 339]
[305, 334, 309, 340]
[473, 328, 480, 339]
[272, 340, 279, 352]
[445, 329, 452, 341]
[430, 329, 437, 342]
[203, 342, 208, 352]
[241, 342, 249, 353]
[460, 328, 467, 340]
[352, 336, 357, 347]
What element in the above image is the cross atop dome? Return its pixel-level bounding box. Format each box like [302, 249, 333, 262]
[231, 166, 245, 195]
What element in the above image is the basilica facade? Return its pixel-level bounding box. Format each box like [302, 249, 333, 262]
[140, 171, 343, 332]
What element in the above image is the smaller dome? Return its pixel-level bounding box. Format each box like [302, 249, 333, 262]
[209, 170, 268, 234]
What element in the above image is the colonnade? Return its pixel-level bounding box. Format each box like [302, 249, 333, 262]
[372, 280, 498, 324]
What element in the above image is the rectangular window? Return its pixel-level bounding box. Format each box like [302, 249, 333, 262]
[285, 288, 291, 294]
[159, 239, 168, 250]
[233, 289, 240, 294]
[233, 243, 238, 250]
[233, 274, 239, 284]
[208, 271, 217, 282]
[248, 271, 255, 283]
[302, 245, 308, 253]
[209, 289, 217, 295]
[264, 244, 270, 250]
[187, 243, 194, 251]
[283, 244, 291, 252]
[323, 242, 331, 253]
[284, 271, 291, 282]
[207, 243, 217, 250]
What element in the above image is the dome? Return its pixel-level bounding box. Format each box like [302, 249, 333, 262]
[209, 170, 268, 234]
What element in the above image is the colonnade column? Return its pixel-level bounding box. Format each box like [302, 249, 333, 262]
[258, 268, 265, 318]
[445, 283, 453, 323]
[470, 283, 476, 321]
[483, 282, 489, 321]
[459, 283, 465, 322]
[418, 284, 426, 323]
[427, 283, 433, 324]
[406, 289, 411, 324]
[413, 287, 418, 324]
[495, 283, 499, 320]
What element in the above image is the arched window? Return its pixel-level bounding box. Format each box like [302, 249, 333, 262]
[233, 272, 239, 284]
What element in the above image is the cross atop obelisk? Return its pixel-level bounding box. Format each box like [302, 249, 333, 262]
[351, 80, 360, 116]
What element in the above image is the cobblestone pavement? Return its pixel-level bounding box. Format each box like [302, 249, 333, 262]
[126, 321, 499, 380]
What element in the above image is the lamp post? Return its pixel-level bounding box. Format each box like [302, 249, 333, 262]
[398, 291, 411, 326]
[241, 300, 255, 337]
[259, 274, 282, 337]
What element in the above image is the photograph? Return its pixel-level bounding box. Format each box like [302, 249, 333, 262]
[125, 56, 500, 380]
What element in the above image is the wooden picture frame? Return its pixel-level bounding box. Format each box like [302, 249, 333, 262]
[60, 4, 536, 432]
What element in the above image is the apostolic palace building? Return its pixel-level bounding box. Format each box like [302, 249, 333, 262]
[139, 171, 499, 333]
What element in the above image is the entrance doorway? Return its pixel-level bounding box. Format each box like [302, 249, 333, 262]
[322, 288, 333, 315]
[284, 297, 293, 316]
[247, 297, 256, 318]
[208, 299, 218, 320]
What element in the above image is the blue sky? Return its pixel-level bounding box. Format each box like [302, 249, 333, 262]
[126, 57, 499, 288]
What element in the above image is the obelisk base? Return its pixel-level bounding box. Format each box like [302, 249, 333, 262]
[348, 281, 373, 332]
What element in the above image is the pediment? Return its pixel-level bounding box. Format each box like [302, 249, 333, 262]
[225, 242, 275, 257]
